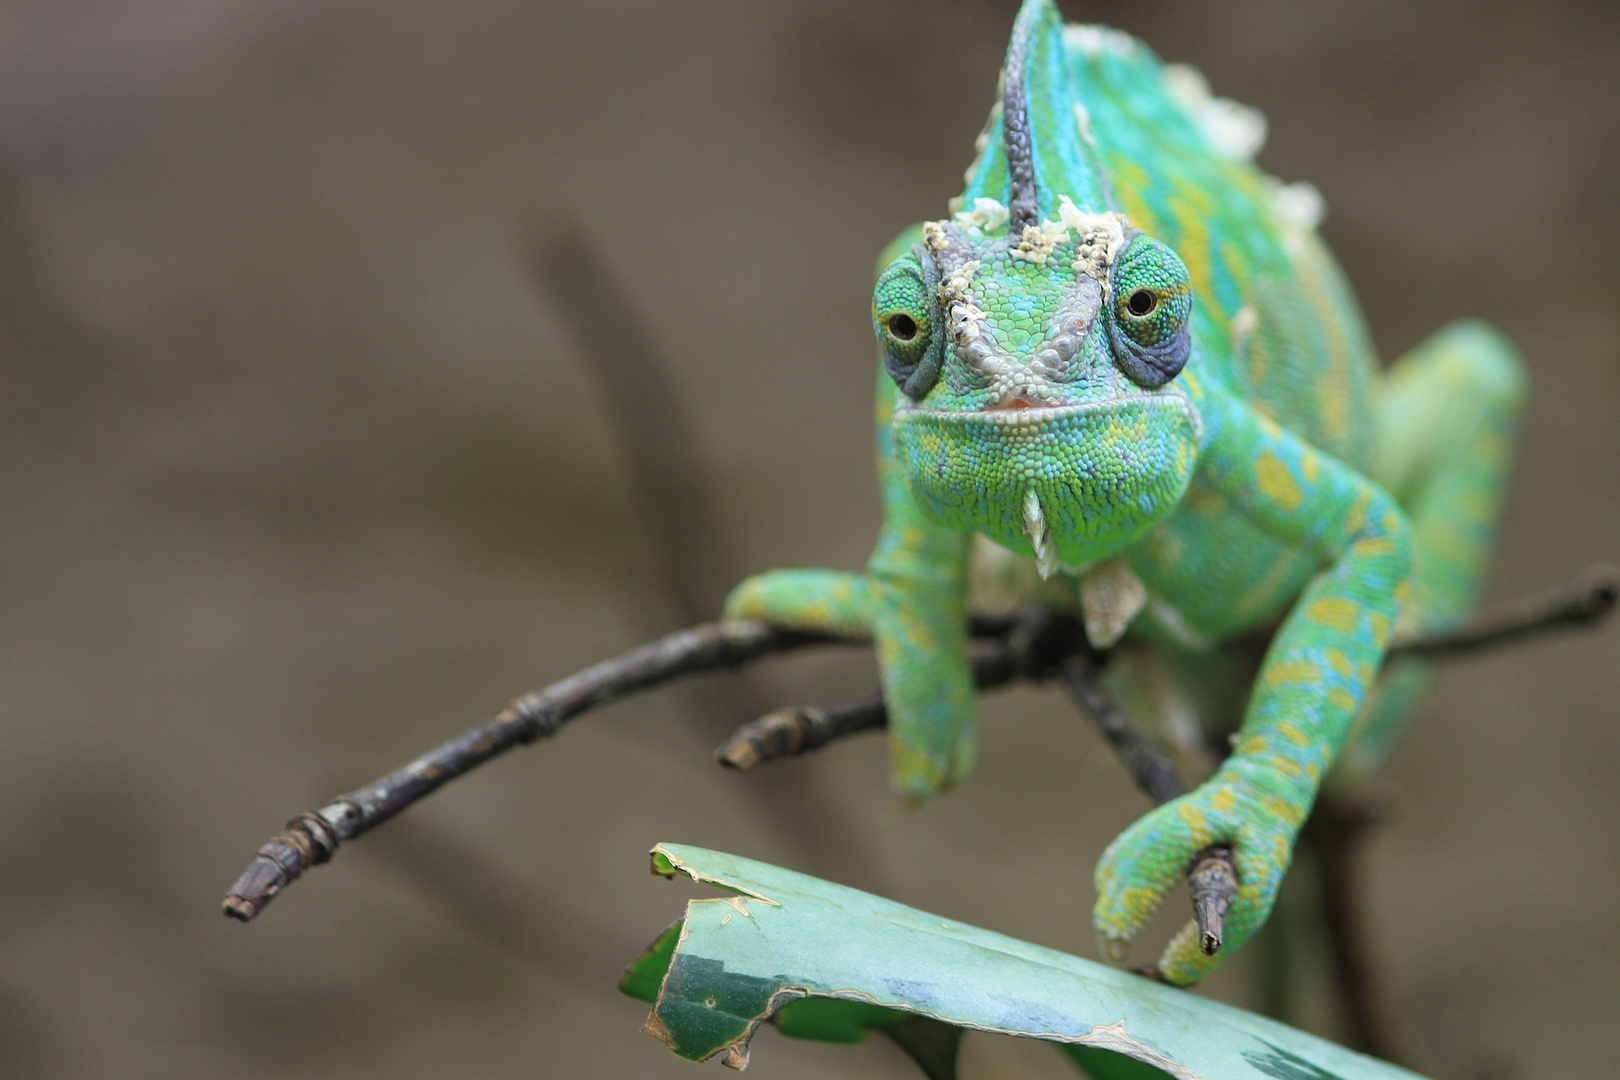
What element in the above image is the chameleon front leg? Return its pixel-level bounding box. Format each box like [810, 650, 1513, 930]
[1334, 320, 1526, 785]
[726, 376, 976, 801]
[1095, 381, 1412, 985]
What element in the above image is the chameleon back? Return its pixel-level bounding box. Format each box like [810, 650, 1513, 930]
[1066, 27, 1379, 476]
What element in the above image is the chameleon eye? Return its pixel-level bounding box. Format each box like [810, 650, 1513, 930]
[1107, 235, 1193, 389]
[873, 246, 946, 399]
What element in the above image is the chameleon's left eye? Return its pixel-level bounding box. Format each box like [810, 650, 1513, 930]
[873, 245, 947, 399]
[1107, 235, 1193, 388]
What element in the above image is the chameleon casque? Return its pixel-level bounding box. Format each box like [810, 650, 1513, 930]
[725, 0, 1524, 986]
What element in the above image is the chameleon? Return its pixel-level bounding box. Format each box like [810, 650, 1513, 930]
[724, 0, 1524, 986]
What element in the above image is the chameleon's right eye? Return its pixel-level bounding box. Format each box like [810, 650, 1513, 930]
[1106, 234, 1193, 388]
[873, 247, 946, 399]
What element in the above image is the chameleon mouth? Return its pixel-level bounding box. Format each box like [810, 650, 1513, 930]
[899, 395, 1196, 431]
[890, 394, 1201, 570]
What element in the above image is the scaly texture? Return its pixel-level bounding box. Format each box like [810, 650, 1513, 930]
[724, 0, 1524, 985]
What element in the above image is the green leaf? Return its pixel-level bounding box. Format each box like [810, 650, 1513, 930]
[619, 920, 682, 1004]
[625, 843, 1430, 1080]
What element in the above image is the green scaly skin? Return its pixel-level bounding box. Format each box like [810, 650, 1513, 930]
[725, 0, 1524, 986]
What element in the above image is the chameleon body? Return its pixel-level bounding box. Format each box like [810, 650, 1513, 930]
[726, 0, 1524, 985]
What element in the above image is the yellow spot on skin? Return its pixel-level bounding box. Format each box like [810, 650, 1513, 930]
[1351, 537, 1396, 558]
[1271, 757, 1305, 780]
[1327, 688, 1358, 713]
[1345, 490, 1369, 535]
[1320, 359, 1352, 442]
[1306, 597, 1360, 634]
[1211, 788, 1237, 814]
[1177, 802, 1213, 847]
[1300, 453, 1321, 484]
[1118, 886, 1161, 923]
[1324, 649, 1354, 677]
[1265, 659, 1320, 687]
[1263, 795, 1306, 827]
[1368, 612, 1391, 648]
[1277, 723, 1311, 747]
[1255, 450, 1304, 511]
[1236, 734, 1267, 756]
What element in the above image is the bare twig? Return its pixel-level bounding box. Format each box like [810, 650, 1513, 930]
[715, 625, 1054, 769]
[1390, 563, 1617, 658]
[533, 224, 893, 895]
[1059, 652, 1186, 806]
[1301, 795, 1393, 1059]
[223, 621, 843, 921]
[1057, 652, 1237, 957]
[1188, 847, 1239, 957]
[224, 564, 1613, 924]
[717, 615, 1239, 956]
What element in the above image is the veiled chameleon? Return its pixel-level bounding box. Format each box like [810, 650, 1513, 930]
[726, 0, 1523, 985]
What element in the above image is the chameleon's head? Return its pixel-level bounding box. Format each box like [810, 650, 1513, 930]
[875, 0, 1201, 574]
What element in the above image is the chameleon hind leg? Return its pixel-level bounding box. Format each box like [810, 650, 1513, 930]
[1335, 319, 1526, 782]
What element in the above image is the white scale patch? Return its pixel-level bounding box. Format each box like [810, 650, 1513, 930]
[1010, 219, 1070, 265]
[1161, 62, 1267, 161]
[1059, 196, 1129, 280]
[1268, 179, 1326, 231]
[954, 197, 1010, 235]
[1063, 24, 1138, 59]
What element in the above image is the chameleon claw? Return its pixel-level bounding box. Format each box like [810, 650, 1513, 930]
[1099, 933, 1131, 963]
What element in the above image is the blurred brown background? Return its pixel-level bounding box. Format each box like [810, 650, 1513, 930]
[0, 1, 1615, 1077]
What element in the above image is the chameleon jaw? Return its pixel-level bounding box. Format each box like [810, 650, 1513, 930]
[891, 395, 1201, 573]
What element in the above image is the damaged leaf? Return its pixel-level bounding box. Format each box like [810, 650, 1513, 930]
[621, 844, 1428, 1080]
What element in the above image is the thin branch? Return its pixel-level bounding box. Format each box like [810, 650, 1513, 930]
[224, 565, 1614, 923]
[532, 224, 894, 895]
[223, 621, 843, 921]
[1389, 563, 1616, 658]
[1059, 652, 1186, 806]
[1056, 652, 1237, 959]
[715, 628, 1045, 769]
[531, 224, 736, 621]
[1301, 795, 1394, 1060]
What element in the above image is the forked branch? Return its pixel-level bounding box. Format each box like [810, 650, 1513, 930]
[223, 564, 1615, 924]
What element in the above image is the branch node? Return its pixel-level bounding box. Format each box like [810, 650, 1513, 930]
[505, 700, 559, 743]
[716, 707, 821, 771]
